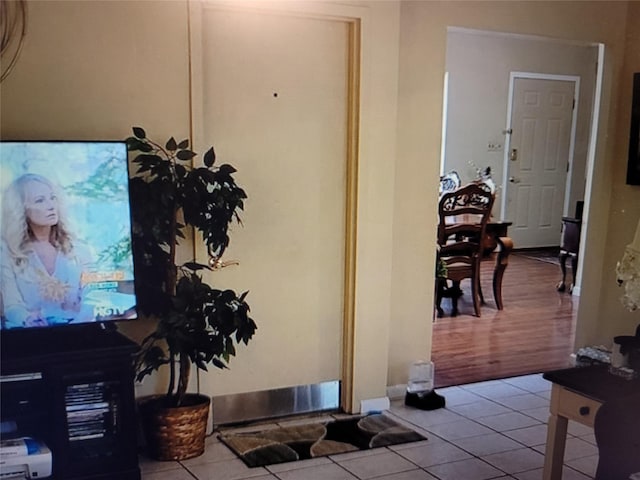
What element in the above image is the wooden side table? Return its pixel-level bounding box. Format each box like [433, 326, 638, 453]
[542, 365, 640, 480]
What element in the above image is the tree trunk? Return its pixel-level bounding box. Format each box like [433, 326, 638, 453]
[166, 346, 176, 399]
[176, 353, 191, 407]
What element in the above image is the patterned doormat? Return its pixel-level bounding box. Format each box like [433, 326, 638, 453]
[218, 413, 426, 468]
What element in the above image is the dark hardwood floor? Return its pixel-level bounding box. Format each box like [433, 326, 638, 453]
[432, 250, 577, 388]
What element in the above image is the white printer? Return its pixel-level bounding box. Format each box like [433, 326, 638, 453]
[0, 437, 52, 479]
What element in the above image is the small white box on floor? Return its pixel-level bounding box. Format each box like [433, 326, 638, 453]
[360, 396, 390, 414]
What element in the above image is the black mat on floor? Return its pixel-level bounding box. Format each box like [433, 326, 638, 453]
[514, 248, 561, 266]
[218, 413, 426, 468]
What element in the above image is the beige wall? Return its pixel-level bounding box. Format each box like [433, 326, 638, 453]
[1, 0, 638, 408]
[0, 0, 191, 141]
[597, 0, 640, 341]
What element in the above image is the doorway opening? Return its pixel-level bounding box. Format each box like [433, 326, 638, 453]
[434, 27, 604, 387]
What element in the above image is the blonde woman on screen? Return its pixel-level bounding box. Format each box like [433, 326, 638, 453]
[1, 173, 92, 328]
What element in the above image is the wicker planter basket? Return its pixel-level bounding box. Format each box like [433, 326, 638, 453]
[139, 393, 210, 461]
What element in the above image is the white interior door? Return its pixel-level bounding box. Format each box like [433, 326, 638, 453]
[505, 77, 576, 248]
[193, 6, 349, 396]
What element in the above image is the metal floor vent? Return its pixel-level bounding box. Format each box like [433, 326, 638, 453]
[212, 380, 340, 426]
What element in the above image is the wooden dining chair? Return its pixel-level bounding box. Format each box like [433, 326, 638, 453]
[436, 183, 495, 317]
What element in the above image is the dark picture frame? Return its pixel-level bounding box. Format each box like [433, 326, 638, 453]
[627, 72, 640, 185]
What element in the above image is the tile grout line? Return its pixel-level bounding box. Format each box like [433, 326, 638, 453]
[387, 384, 591, 479]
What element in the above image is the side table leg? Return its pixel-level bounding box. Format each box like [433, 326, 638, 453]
[543, 413, 568, 480]
[570, 253, 578, 293]
[557, 251, 568, 292]
[493, 237, 513, 310]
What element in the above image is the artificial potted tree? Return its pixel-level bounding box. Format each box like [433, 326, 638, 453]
[126, 127, 257, 461]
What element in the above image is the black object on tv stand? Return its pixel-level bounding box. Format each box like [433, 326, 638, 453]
[0, 324, 141, 480]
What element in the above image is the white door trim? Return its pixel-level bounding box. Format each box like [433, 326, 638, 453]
[440, 71, 449, 176]
[573, 43, 605, 297]
[501, 72, 581, 223]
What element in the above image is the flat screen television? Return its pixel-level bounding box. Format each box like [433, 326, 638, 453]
[0, 141, 137, 330]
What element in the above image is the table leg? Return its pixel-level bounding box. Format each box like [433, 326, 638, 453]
[435, 278, 445, 318]
[493, 236, 513, 310]
[557, 250, 569, 292]
[570, 253, 578, 293]
[543, 412, 569, 480]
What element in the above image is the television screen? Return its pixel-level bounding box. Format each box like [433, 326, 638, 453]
[0, 141, 137, 329]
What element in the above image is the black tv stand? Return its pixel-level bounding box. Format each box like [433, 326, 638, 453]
[0, 325, 141, 480]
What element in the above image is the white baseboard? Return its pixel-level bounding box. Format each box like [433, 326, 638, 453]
[360, 396, 390, 414]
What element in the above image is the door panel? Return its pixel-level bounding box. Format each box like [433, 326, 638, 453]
[515, 186, 531, 227]
[507, 78, 575, 248]
[196, 7, 349, 395]
[540, 186, 555, 225]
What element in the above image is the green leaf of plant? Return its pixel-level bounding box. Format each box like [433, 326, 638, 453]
[183, 262, 207, 271]
[176, 149, 197, 161]
[133, 126, 146, 139]
[126, 137, 151, 153]
[203, 147, 216, 167]
[166, 137, 177, 151]
[218, 163, 237, 175]
[212, 358, 227, 369]
[175, 164, 187, 178]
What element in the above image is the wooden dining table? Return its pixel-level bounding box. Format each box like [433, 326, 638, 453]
[444, 216, 513, 310]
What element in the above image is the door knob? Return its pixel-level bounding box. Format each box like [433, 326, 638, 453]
[509, 176, 521, 184]
[509, 148, 518, 161]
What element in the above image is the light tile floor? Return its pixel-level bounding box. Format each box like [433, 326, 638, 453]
[140, 374, 599, 480]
